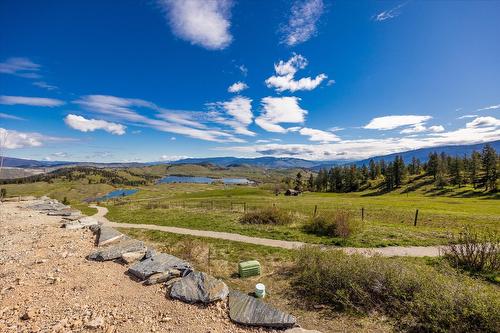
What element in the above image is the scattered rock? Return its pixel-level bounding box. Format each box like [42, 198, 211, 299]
[47, 210, 73, 216]
[97, 226, 124, 247]
[128, 253, 191, 280]
[121, 249, 147, 264]
[144, 269, 181, 285]
[228, 290, 296, 328]
[85, 316, 104, 329]
[63, 221, 85, 230]
[170, 271, 229, 304]
[88, 240, 146, 261]
[20, 309, 35, 320]
[78, 216, 99, 227]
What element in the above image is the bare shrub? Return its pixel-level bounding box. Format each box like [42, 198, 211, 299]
[239, 207, 292, 225]
[443, 226, 499, 273]
[304, 209, 360, 239]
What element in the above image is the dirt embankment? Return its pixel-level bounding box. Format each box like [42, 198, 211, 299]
[0, 201, 273, 333]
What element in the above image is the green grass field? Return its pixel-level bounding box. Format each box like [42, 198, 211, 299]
[105, 182, 500, 247]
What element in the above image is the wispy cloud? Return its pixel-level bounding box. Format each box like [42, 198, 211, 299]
[0, 57, 41, 78]
[255, 96, 307, 133]
[364, 115, 432, 130]
[156, 0, 233, 50]
[64, 114, 126, 135]
[33, 81, 58, 91]
[458, 114, 478, 119]
[281, 0, 324, 46]
[0, 95, 65, 107]
[207, 96, 255, 136]
[228, 81, 248, 93]
[265, 53, 327, 93]
[466, 116, 500, 128]
[373, 2, 408, 22]
[0, 113, 25, 121]
[476, 104, 500, 112]
[400, 124, 444, 134]
[75, 95, 244, 142]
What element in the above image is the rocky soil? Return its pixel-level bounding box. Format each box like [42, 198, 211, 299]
[0, 200, 279, 333]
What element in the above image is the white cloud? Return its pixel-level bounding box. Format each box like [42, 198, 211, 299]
[476, 104, 500, 112]
[255, 96, 307, 133]
[400, 123, 444, 134]
[75, 95, 244, 142]
[207, 96, 255, 136]
[428, 125, 445, 133]
[0, 57, 41, 78]
[299, 127, 340, 143]
[458, 114, 478, 119]
[228, 81, 248, 93]
[33, 81, 58, 91]
[466, 116, 500, 128]
[266, 53, 327, 92]
[64, 114, 126, 135]
[373, 2, 407, 22]
[281, 0, 324, 46]
[0, 128, 73, 149]
[160, 155, 188, 161]
[218, 120, 500, 161]
[157, 0, 233, 50]
[238, 65, 248, 76]
[364, 115, 432, 130]
[0, 95, 64, 107]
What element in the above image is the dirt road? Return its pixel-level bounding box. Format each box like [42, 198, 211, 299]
[91, 205, 445, 257]
[0, 201, 273, 333]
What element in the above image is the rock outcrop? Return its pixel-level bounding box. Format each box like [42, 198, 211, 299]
[170, 271, 229, 304]
[97, 226, 124, 247]
[88, 239, 146, 261]
[128, 253, 191, 281]
[228, 290, 296, 328]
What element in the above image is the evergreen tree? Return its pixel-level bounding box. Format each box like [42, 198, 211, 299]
[469, 151, 481, 189]
[482, 144, 498, 192]
[427, 152, 439, 180]
[307, 174, 314, 191]
[369, 159, 377, 180]
[294, 172, 303, 191]
[384, 162, 395, 191]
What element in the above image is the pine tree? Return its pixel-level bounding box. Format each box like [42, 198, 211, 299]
[369, 159, 377, 180]
[482, 144, 498, 192]
[307, 174, 314, 191]
[384, 162, 395, 191]
[294, 172, 303, 191]
[469, 151, 481, 189]
[427, 152, 439, 180]
[450, 156, 463, 187]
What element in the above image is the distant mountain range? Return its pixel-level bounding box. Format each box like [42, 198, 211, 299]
[2, 140, 499, 171]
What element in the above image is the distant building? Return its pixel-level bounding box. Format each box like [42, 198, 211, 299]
[284, 189, 300, 196]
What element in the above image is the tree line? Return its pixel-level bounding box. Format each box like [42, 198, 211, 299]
[291, 144, 498, 193]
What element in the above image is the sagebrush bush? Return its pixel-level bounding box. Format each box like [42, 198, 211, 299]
[304, 209, 360, 239]
[293, 246, 500, 332]
[239, 207, 292, 225]
[443, 226, 499, 273]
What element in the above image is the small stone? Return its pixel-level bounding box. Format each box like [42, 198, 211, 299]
[128, 253, 191, 280]
[20, 309, 35, 320]
[121, 250, 147, 264]
[85, 316, 104, 329]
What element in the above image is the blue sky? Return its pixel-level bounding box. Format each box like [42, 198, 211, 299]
[1, 0, 499, 162]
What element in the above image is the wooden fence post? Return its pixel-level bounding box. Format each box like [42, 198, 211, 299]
[414, 209, 419, 226]
[362, 207, 364, 221]
[313, 205, 318, 217]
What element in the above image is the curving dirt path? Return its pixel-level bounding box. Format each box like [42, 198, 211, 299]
[90, 205, 445, 257]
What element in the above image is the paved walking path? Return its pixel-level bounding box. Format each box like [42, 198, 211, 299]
[90, 205, 445, 257]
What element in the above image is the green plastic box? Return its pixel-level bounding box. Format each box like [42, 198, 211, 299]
[238, 260, 261, 278]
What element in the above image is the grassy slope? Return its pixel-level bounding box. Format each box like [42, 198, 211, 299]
[105, 181, 499, 247]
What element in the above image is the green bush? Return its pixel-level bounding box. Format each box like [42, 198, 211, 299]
[293, 246, 500, 332]
[304, 209, 360, 239]
[239, 207, 292, 225]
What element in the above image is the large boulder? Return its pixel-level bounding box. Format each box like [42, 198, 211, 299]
[170, 271, 229, 304]
[88, 239, 146, 261]
[228, 291, 296, 328]
[128, 253, 191, 280]
[144, 269, 181, 285]
[97, 226, 124, 246]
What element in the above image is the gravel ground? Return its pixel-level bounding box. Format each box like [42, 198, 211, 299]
[0, 200, 275, 333]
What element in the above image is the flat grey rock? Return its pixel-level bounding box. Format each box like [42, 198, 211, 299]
[128, 253, 191, 280]
[47, 210, 73, 216]
[98, 226, 124, 246]
[121, 250, 147, 264]
[144, 269, 181, 285]
[228, 291, 296, 328]
[89, 239, 146, 261]
[170, 271, 229, 304]
[78, 216, 98, 227]
[63, 221, 85, 230]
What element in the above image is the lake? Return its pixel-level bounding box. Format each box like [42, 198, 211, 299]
[157, 175, 253, 185]
[96, 189, 139, 201]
